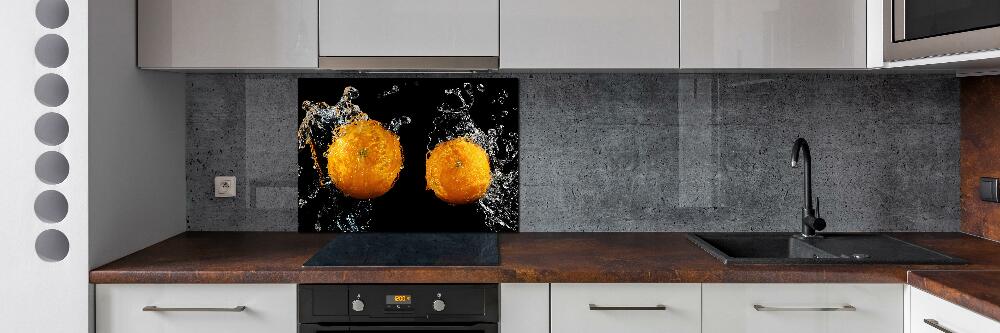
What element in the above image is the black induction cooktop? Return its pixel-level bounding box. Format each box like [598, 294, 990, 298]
[303, 233, 500, 267]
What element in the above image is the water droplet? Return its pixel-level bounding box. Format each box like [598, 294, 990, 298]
[389, 116, 412, 133]
[379, 85, 400, 98]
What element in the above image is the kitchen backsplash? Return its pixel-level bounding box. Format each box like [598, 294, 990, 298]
[960, 76, 1000, 242]
[187, 73, 960, 232]
[297, 78, 521, 232]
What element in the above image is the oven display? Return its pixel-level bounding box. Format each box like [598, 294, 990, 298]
[386, 295, 412, 304]
[385, 295, 413, 311]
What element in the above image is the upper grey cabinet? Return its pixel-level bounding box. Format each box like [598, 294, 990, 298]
[318, 0, 500, 70]
[680, 0, 871, 69]
[138, 0, 318, 69]
[501, 0, 680, 69]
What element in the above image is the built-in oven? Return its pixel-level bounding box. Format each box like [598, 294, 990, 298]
[885, 0, 1000, 61]
[298, 284, 498, 333]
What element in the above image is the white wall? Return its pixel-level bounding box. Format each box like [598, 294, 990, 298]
[0, 0, 184, 331]
[88, 0, 186, 270]
[0, 0, 90, 331]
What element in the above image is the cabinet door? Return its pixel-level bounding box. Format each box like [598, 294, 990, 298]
[96, 284, 297, 333]
[500, 284, 549, 333]
[910, 287, 1000, 333]
[138, 0, 318, 68]
[319, 0, 499, 57]
[702, 283, 903, 333]
[501, 0, 680, 69]
[680, 0, 867, 68]
[551, 283, 701, 333]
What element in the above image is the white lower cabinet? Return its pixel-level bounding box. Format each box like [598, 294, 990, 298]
[94, 282, 999, 333]
[96, 284, 297, 333]
[910, 286, 1000, 333]
[551, 283, 701, 333]
[500, 283, 549, 333]
[702, 283, 904, 333]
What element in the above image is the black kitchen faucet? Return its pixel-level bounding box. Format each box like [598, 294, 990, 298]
[791, 138, 826, 238]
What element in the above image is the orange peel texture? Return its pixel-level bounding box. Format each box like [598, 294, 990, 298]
[326, 119, 403, 199]
[425, 137, 492, 205]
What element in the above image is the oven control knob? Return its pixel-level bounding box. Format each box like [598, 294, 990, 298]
[432, 299, 446, 312]
[351, 299, 365, 312]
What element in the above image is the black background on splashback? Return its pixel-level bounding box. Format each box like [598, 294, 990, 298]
[298, 78, 519, 232]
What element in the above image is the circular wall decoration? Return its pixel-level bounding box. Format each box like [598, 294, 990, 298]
[36, 0, 69, 29]
[35, 112, 69, 146]
[35, 229, 70, 262]
[34, 73, 69, 107]
[34, 190, 68, 223]
[35, 151, 69, 185]
[35, 34, 68, 68]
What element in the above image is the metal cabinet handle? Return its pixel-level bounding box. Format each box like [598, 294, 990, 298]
[142, 306, 247, 312]
[589, 304, 667, 311]
[753, 304, 856, 312]
[924, 319, 955, 333]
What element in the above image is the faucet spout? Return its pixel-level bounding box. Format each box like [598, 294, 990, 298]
[791, 138, 825, 237]
[791, 138, 812, 210]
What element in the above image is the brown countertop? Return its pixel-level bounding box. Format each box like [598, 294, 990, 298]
[89, 232, 1000, 320]
[908, 270, 1000, 322]
[91, 232, 1000, 284]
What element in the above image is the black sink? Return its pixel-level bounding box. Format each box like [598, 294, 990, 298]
[687, 233, 966, 265]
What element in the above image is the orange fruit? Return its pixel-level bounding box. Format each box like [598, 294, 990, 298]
[425, 137, 492, 205]
[326, 119, 403, 199]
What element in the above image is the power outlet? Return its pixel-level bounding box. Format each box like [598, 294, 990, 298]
[980, 177, 999, 202]
[215, 176, 236, 198]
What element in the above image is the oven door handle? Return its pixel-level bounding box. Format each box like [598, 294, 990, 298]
[298, 325, 349, 333]
[349, 323, 497, 331]
[298, 323, 497, 332]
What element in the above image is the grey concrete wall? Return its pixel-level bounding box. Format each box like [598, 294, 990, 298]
[186, 73, 960, 232]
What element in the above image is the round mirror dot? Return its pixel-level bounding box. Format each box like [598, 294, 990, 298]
[34, 190, 68, 223]
[35, 34, 68, 68]
[35, 112, 69, 146]
[35, 151, 69, 185]
[35, 229, 69, 262]
[36, 0, 69, 29]
[35, 73, 69, 107]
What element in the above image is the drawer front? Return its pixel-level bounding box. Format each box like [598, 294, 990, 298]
[910, 287, 1000, 333]
[96, 284, 297, 333]
[551, 283, 701, 333]
[703, 283, 903, 333]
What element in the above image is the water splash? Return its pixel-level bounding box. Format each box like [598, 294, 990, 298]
[388, 116, 412, 134]
[379, 85, 401, 98]
[299, 86, 367, 190]
[299, 86, 407, 231]
[428, 83, 519, 231]
[300, 82, 517, 232]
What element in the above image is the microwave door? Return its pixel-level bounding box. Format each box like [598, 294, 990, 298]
[896, 0, 1000, 42]
[885, 0, 1000, 61]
